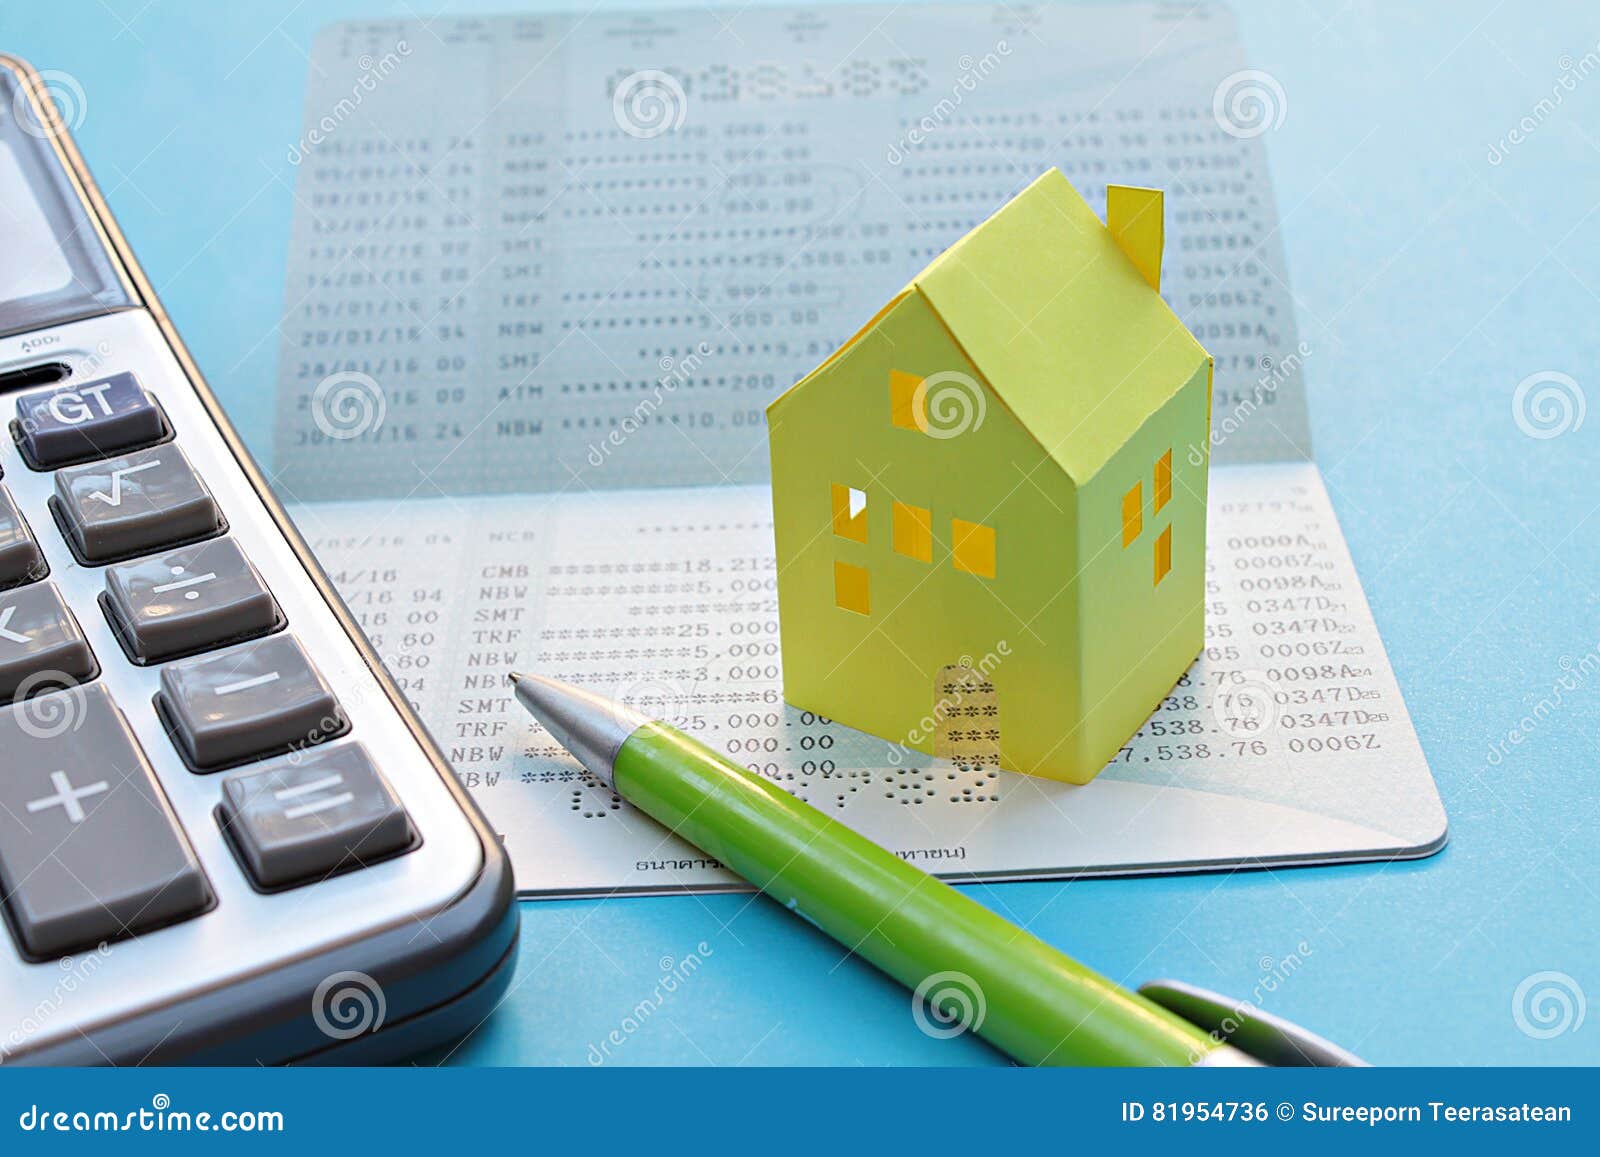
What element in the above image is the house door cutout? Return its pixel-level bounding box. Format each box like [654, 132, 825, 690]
[932, 662, 1001, 770]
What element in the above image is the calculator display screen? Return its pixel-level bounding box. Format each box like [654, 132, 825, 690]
[0, 62, 138, 339]
[0, 142, 77, 301]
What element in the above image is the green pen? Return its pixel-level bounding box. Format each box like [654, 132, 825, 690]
[509, 672, 1360, 1067]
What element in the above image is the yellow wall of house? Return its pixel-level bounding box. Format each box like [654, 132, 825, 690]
[1072, 359, 1213, 776]
[768, 289, 1083, 778]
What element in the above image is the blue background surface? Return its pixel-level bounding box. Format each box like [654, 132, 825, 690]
[1, 0, 1595, 1066]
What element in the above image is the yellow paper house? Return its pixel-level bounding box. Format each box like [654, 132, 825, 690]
[766, 169, 1212, 784]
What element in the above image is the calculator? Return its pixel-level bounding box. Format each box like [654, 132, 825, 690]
[0, 56, 516, 1064]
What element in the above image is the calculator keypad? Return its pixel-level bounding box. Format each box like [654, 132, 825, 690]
[0, 684, 212, 959]
[158, 635, 345, 770]
[14, 371, 167, 468]
[103, 537, 282, 663]
[0, 359, 417, 968]
[54, 444, 222, 562]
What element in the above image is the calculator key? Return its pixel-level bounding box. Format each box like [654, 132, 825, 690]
[15, 372, 166, 468]
[54, 444, 221, 562]
[159, 635, 345, 770]
[0, 486, 46, 587]
[103, 538, 281, 663]
[0, 683, 211, 958]
[217, 745, 413, 890]
[0, 582, 96, 700]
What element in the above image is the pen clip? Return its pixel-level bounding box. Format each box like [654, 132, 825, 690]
[1138, 978, 1368, 1067]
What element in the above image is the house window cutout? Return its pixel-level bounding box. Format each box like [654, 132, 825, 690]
[1121, 482, 1142, 547]
[1154, 449, 1172, 513]
[952, 518, 996, 578]
[1154, 524, 1172, 585]
[933, 663, 1001, 771]
[834, 560, 871, 614]
[892, 501, 932, 562]
[890, 369, 924, 431]
[831, 483, 868, 542]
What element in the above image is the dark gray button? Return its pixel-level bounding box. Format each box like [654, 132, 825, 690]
[0, 582, 96, 700]
[159, 636, 345, 769]
[103, 538, 281, 663]
[54, 444, 220, 562]
[0, 486, 46, 587]
[15, 372, 166, 468]
[0, 683, 210, 958]
[218, 745, 412, 889]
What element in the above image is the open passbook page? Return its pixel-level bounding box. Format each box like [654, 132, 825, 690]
[276, 4, 1445, 894]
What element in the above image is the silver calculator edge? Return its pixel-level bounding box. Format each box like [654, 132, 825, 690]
[0, 54, 517, 1066]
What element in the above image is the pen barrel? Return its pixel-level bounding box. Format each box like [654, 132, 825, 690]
[615, 723, 1222, 1067]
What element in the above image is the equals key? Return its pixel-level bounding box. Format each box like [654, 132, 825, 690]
[218, 745, 414, 890]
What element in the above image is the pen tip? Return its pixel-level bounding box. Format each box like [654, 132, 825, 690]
[507, 670, 528, 686]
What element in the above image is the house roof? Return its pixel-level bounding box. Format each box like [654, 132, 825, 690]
[902, 168, 1209, 484]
